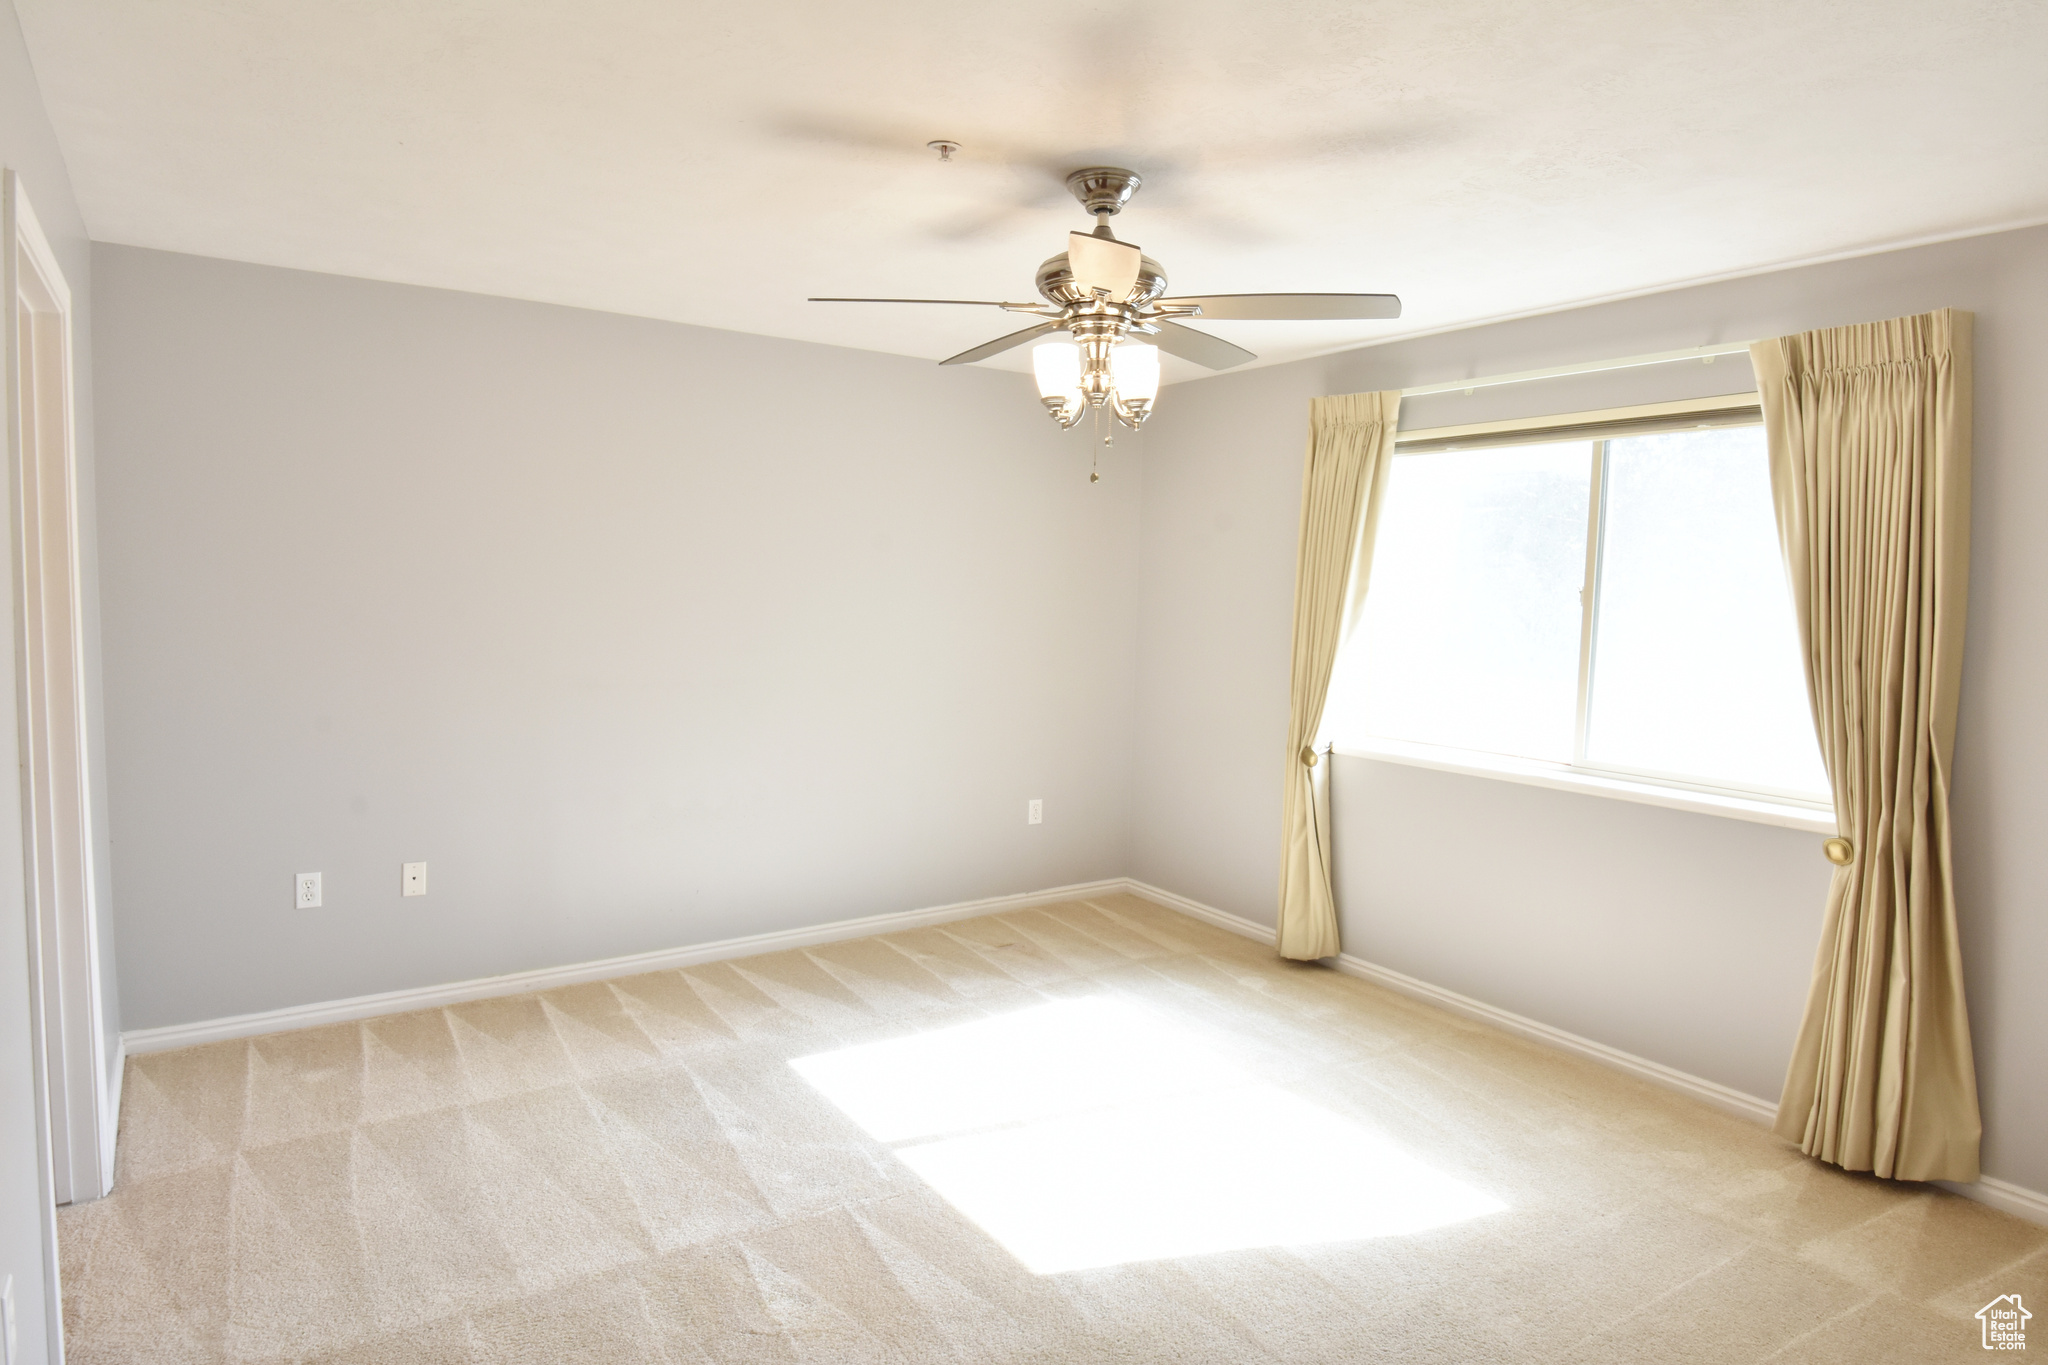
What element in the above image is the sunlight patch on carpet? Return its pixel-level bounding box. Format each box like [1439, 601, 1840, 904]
[791, 996, 1506, 1273]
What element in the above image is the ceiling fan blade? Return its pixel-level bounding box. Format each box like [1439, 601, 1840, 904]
[1157, 293, 1403, 320]
[1151, 320, 1256, 370]
[1067, 232, 1142, 302]
[809, 297, 1011, 306]
[940, 321, 1063, 366]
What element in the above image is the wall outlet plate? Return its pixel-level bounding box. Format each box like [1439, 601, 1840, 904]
[295, 871, 322, 908]
[1028, 798, 1043, 825]
[402, 861, 427, 897]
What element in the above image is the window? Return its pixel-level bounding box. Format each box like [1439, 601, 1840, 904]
[1326, 397, 1830, 814]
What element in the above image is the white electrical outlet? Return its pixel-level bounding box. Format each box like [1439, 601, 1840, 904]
[295, 872, 322, 908]
[402, 861, 427, 897]
[1027, 798, 1043, 825]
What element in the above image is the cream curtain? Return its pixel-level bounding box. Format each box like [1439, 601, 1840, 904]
[1752, 308, 1981, 1182]
[1276, 390, 1401, 960]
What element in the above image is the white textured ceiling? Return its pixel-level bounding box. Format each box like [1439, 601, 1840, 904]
[17, 0, 2048, 380]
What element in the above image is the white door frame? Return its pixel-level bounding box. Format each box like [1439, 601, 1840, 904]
[5, 168, 112, 1226]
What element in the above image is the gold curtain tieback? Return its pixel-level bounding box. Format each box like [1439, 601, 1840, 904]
[1822, 837, 1854, 865]
[1300, 746, 1319, 768]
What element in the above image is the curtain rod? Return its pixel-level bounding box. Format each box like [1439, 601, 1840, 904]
[1399, 341, 1757, 398]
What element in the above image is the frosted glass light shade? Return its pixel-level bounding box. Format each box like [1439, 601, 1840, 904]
[1111, 343, 1160, 404]
[1033, 341, 1083, 400]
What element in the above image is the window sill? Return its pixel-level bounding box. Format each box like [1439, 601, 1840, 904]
[1332, 738, 1838, 835]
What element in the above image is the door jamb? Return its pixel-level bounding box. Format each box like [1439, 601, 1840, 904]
[5, 168, 110, 1217]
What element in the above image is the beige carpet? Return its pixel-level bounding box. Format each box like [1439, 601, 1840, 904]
[58, 894, 2047, 1363]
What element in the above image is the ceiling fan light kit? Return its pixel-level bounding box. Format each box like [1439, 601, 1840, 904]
[811, 165, 1401, 441]
[1032, 337, 1160, 429]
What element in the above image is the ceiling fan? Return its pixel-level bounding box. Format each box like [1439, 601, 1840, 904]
[811, 167, 1400, 431]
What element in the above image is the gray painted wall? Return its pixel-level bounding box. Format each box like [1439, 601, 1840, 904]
[3, 0, 112, 1351]
[92, 244, 1141, 1031]
[1133, 225, 2048, 1196]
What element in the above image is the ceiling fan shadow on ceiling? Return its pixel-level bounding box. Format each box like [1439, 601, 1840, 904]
[811, 167, 1400, 437]
[771, 102, 1449, 246]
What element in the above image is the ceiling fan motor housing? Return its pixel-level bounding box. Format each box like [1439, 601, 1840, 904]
[1035, 251, 1168, 308]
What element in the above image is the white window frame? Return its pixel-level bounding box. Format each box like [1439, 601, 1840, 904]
[1334, 394, 1837, 835]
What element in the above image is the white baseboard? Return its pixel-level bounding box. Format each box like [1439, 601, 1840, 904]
[1937, 1176, 2048, 1226]
[1116, 881, 2048, 1229]
[121, 876, 1130, 1054]
[1124, 878, 1278, 945]
[1327, 953, 1779, 1125]
[1122, 881, 1772, 1124]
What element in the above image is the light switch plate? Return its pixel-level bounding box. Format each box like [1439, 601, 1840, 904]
[402, 861, 427, 897]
